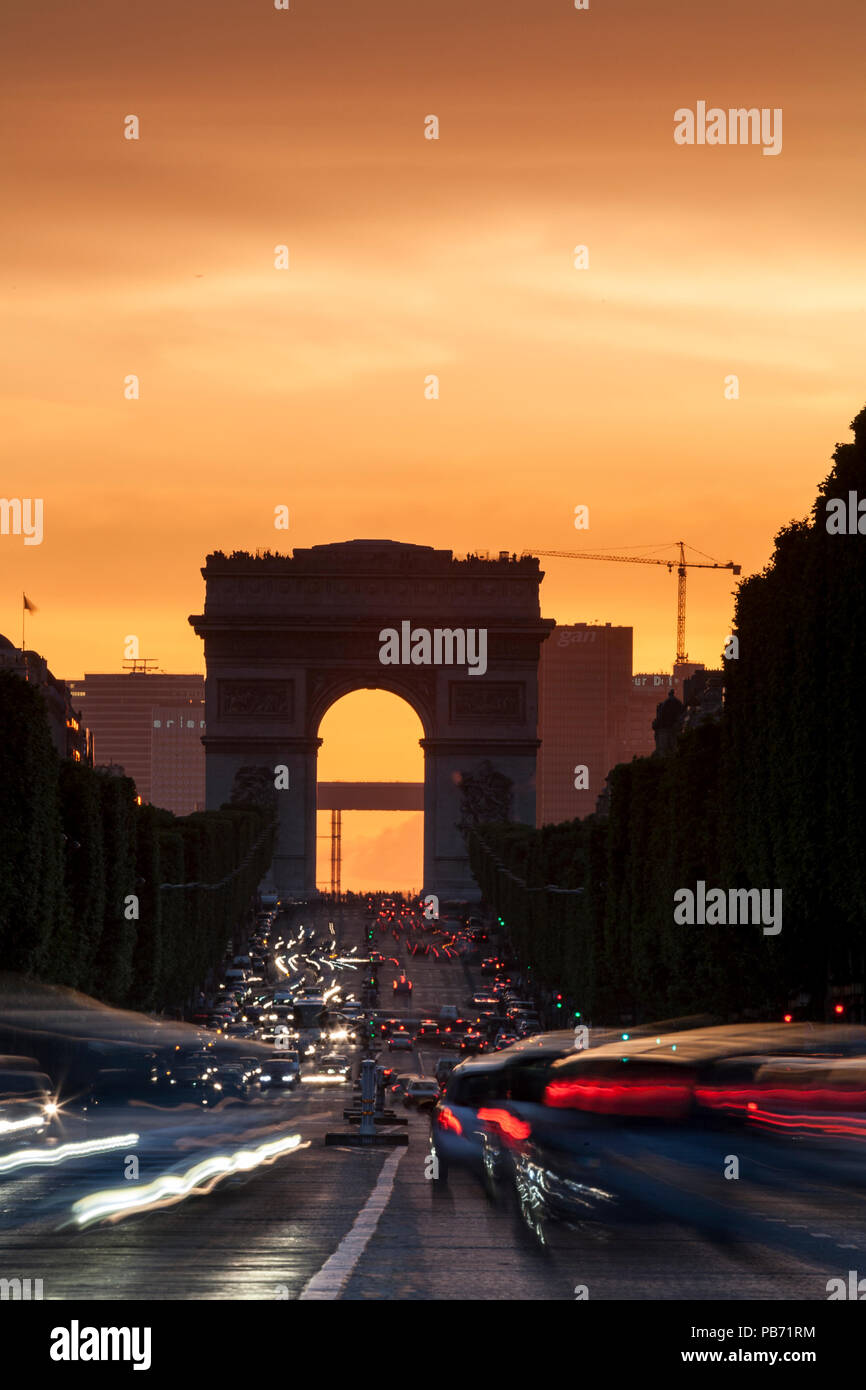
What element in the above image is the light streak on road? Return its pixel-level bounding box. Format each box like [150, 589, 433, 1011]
[71, 1132, 307, 1227]
[0, 1133, 140, 1175]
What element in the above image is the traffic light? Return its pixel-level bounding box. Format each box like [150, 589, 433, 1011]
[574, 1010, 582, 1020]
[555, 993, 563, 1009]
[834, 1003, 845, 1015]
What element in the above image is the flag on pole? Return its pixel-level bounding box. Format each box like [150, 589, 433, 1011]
[23, 594, 37, 613]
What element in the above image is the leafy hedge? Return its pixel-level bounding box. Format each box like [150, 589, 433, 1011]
[468, 405, 866, 1024]
[0, 672, 275, 1012]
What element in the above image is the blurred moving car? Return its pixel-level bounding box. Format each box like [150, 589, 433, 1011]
[393, 974, 413, 996]
[389, 1033, 414, 1052]
[0, 1063, 58, 1144]
[429, 1032, 579, 1184]
[491, 1024, 866, 1239]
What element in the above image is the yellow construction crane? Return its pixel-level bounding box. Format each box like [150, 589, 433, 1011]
[522, 541, 741, 665]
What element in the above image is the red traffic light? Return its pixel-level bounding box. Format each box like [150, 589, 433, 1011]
[783, 1013, 792, 1023]
[834, 1003, 845, 1015]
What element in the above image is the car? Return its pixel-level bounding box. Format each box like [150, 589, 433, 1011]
[328, 1018, 360, 1045]
[393, 974, 413, 996]
[259, 1027, 297, 1046]
[435, 1057, 457, 1087]
[318, 1054, 351, 1081]
[404, 1078, 441, 1109]
[494, 1033, 520, 1050]
[215, 1063, 261, 1100]
[515, 1018, 543, 1038]
[390, 1073, 421, 1101]
[505, 1001, 536, 1018]
[260, 1052, 300, 1089]
[415, 1020, 441, 1043]
[157, 1063, 224, 1106]
[389, 1033, 414, 1052]
[469, 994, 501, 1013]
[0, 1065, 59, 1143]
[428, 1032, 580, 1185]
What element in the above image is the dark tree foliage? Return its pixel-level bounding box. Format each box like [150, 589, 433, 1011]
[468, 406, 866, 1024]
[0, 671, 276, 1011]
[56, 759, 106, 990]
[0, 673, 65, 973]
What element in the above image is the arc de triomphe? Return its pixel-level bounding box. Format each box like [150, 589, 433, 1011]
[189, 539, 553, 899]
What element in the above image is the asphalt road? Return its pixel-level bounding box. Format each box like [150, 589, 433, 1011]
[3, 903, 866, 1301]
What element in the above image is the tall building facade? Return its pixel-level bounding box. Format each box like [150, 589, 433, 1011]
[629, 673, 675, 758]
[65, 670, 204, 812]
[537, 632, 707, 826]
[150, 705, 206, 816]
[537, 623, 633, 824]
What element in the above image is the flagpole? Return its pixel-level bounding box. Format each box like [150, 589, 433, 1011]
[22, 592, 25, 651]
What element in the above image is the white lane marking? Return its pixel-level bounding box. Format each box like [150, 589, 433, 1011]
[298, 1146, 407, 1300]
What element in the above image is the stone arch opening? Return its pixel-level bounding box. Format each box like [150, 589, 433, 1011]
[315, 688, 424, 893]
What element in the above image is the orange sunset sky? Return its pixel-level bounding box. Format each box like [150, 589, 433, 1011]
[2, 0, 864, 887]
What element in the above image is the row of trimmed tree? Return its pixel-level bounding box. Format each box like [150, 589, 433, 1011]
[468, 405, 866, 1024]
[0, 671, 275, 1012]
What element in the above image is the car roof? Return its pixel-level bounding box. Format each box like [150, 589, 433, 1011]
[547, 1023, 866, 1074]
[455, 1030, 579, 1066]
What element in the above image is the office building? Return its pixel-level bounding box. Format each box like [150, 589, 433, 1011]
[65, 668, 204, 811]
[537, 623, 633, 824]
